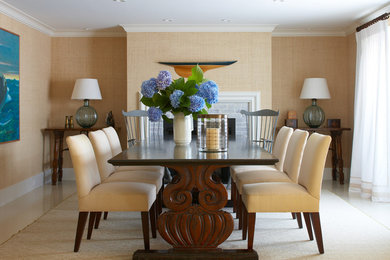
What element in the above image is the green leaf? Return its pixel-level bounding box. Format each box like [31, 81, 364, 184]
[153, 94, 170, 107]
[162, 114, 173, 123]
[188, 65, 203, 83]
[205, 102, 211, 109]
[172, 78, 185, 91]
[140, 96, 155, 107]
[181, 97, 190, 107]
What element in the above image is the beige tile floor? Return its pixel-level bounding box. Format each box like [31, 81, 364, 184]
[1, 179, 390, 246]
[0, 181, 76, 245]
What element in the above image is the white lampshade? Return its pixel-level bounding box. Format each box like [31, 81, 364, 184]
[71, 78, 102, 100]
[300, 78, 330, 99]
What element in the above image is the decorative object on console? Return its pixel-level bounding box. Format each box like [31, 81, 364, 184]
[327, 119, 340, 128]
[159, 61, 237, 78]
[300, 78, 330, 128]
[197, 114, 228, 152]
[71, 78, 102, 128]
[140, 65, 219, 145]
[105, 110, 115, 128]
[285, 119, 298, 128]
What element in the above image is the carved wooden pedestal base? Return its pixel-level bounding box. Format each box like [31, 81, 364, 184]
[133, 249, 258, 260]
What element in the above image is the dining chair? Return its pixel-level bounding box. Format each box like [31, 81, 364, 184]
[89, 130, 163, 230]
[230, 126, 294, 216]
[241, 133, 332, 254]
[234, 129, 308, 230]
[240, 109, 280, 153]
[66, 134, 157, 252]
[122, 109, 163, 144]
[102, 126, 164, 177]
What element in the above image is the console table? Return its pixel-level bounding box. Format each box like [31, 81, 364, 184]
[300, 127, 351, 184]
[43, 128, 100, 185]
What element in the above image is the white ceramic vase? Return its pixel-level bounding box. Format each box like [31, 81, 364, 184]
[173, 112, 192, 145]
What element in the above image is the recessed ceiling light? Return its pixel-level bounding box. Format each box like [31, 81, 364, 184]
[273, 0, 285, 2]
[221, 19, 232, 23]
[113, 0, 126, 2]
[162, 19, 173, 22]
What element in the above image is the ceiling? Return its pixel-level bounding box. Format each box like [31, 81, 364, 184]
[1, 0, 390, 36]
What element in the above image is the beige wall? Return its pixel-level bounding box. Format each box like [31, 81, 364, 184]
[0, 14, 51, 189]
[126, 32, 272, 111]
[272, 36, 355, 169]
[50, 37, 127, 166]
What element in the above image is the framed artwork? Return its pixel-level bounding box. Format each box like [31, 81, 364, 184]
[0, 28, 20, 143]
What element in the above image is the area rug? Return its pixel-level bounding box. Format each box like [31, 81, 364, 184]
[0, 190, 390, 259]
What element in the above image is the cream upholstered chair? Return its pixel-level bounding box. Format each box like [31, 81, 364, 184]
[230, 126, 294, 211]
[234, 129, 308, 229]
[102, 126, 164, 176]
[66, 134, 156, 252]
[89, 130, 163, 230]
[241, 133, 332, 254]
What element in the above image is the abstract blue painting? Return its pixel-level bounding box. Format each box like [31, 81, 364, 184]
[0, 28, 19, 143]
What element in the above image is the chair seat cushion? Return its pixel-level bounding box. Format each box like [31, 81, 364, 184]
[236, 170, 292, 194]
[242, 182, 319, 213]
[104, 170, 163, 192]
[78, 182, 156, 212]
[231, 165, 277, 182]
[116, 165, 164, 177]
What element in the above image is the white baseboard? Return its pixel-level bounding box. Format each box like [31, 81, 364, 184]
[0, 168, 75, 208]
[0, 171, 45, 207]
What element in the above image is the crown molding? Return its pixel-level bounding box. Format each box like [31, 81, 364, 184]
[0, 0, 54, 35]
[51, 30, 126, 37]
[272, 29, 347, 37]
[120, 24, 277, 33]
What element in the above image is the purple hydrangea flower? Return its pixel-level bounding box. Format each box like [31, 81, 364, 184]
[156, 70, 172, 90]
[197, 80, 219, 104]
[141, 78, 157, 98]
[170, 90, 184, 108]
[148, 107, 163, 122]
[189, 95, 205, 112]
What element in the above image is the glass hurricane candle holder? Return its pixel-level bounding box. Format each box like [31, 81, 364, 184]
[197, 114, 228, 152]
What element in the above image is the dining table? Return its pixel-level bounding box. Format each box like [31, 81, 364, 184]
[108, 137, 278, 260]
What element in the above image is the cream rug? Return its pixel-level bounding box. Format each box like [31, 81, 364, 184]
[1, 190, 390, 259]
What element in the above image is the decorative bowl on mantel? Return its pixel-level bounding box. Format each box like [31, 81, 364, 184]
[158, 61, 237, 78]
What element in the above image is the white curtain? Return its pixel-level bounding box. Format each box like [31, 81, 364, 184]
[350, 20, 390, 202]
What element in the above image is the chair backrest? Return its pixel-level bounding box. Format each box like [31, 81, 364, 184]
[298, 133, 332, 199]
[102, 126, 122, 156]
[283, 129, 309, 182]
[66, 134, 101, 199]
[240, 109, 279, 152]
[88, 130, 116, 182]
[272, 126, 294, 171]
[122, 109, 163, 144]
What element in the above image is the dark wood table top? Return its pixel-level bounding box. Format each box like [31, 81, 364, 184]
[108, 138, 278, 166]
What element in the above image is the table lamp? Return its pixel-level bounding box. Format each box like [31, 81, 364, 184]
[71, 78, 102, 128]
[300, 78, 330, 128]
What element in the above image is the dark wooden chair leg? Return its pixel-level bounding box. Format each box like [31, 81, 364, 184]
[141, 211, 150, 250]
[150, 203, 157, 238]
[87, 212, 96, 239]
[238, 194, 243, 230]
[291, 212, 296, 219]
[74, 212, 88, 252]
[295, 212, 303, 228]
[242, 205, 248, 240]
[303, 212, 313, 240]
[247, 212, 256, 250]
[311, 212, 324, 254]
[103, 211, 108, 220]
[231, 178, 236, 213]
[94, 212, 102, 229]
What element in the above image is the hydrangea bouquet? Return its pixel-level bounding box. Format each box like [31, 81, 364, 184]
[140, 65, 218, 122]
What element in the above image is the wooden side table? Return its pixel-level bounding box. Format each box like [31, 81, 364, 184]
[300, 127, 351, 184]
[43, 128, 100, 185]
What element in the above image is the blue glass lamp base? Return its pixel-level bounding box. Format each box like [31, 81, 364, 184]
[303, 99, 325, 128]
